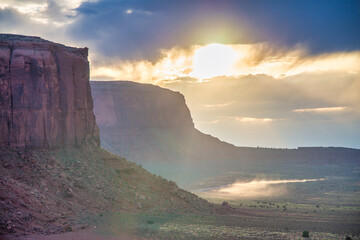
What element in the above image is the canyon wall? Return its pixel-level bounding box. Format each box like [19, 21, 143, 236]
[0, 34, 99, 148]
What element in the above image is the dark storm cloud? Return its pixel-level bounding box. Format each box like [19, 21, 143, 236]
[70, 0, 249, 61]
[70, 0, 360, 61]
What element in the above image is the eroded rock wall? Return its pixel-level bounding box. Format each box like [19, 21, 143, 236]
[0, 34, 99, 147]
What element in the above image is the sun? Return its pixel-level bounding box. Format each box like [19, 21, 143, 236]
[191, 43, 237, 80]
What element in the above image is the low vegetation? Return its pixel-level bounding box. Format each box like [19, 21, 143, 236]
[302, 231, 310, 238]
[80, 211, 359, 240]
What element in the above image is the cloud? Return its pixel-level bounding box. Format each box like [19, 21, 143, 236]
[213, 116, 282, 124]
[89, 43, 360, 82]
[1, 0, 360, 65]
[0, 0, 85, 25]
[234, 117, 278, 123]
[0, 7, 27, 28]
[293, 107, 352, 113]
[203, 101, 235, 108]
[197, 116, 280, 125]
[0, 0, 89, 46]
[2, 1, 360, 79]
[197, 120, 222, 124]
[90, 45, 197, 82]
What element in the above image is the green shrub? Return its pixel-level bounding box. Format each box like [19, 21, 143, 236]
[345, 236, 352, 240]
[302, 231, 310, 238]
[147, 220, 154, 224]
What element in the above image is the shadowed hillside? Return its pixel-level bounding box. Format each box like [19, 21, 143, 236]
[0, 35, 213, 237]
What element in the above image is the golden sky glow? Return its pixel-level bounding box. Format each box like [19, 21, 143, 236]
[89, 43, 360, 148]
[90, 43, 360, 83]
[293, 107, 352, 113]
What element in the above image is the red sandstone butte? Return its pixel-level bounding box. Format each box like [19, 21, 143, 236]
[0, 34, 99, 148]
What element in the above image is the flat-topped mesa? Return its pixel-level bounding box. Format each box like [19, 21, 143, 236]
[91, 81, 195, 131]
[0, 34, 99, 148]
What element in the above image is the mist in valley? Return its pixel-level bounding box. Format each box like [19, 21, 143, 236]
[197, 178, 328, 199]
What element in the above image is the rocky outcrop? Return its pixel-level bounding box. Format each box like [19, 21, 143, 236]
[0, 34, 99, 148]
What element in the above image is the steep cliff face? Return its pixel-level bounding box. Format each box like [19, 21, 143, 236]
[0, 34, 99, 148]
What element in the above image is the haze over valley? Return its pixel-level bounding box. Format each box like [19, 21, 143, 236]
[91, 81, 360, 204]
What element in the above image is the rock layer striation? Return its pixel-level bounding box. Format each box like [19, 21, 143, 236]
[0, 34, 99, 147]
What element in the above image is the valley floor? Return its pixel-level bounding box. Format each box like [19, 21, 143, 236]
[1, 147, 358, 240]
[3, 199, 359, 240]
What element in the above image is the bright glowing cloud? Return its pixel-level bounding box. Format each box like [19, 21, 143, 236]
[216, 116, 282, 124]
[196, 116, 281, 126]
[0, 2, 45, 14]
[0, 2, 48, 24]
[0, 0, 90, 27]
[203, 101, 235, 108]
[197, 119, 222, 124]
[293, 107, 352, 113]
[91, 46, 196, 83]
[3, 3, 46, 14]
[90, 43, 360, 83]
[235, 117, 276, 123]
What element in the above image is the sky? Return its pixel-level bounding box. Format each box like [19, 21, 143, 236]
[1, 0, 359, 148]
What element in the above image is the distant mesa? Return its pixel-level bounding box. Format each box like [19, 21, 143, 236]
[0, 34, 99, 148]
[91, 80, 360, 166]
[91, 80, 360, 186]
[91, 80, 194, 130]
